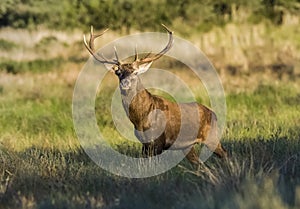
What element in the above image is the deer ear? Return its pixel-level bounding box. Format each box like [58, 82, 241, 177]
[133, 62, 153, 75]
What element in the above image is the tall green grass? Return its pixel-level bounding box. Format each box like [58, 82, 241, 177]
[0, 68, 299, 208]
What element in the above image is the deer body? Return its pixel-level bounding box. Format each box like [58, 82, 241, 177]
[84, 25, 227, 165]
[119, 74, 226, 162]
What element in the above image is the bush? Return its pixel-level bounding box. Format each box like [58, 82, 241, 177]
[1, 0, 299, 31]
[0, 58, 64, 74]
[0, 39, 18, 50]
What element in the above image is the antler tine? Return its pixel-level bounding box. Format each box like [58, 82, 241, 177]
[83, 26, 119, 65]
[138, 24, 174, 64]
[161, 23, 172, 34]
[113, 46, 120, 63]
[143, 51, 152, 59]
[134, 45, 138, 61]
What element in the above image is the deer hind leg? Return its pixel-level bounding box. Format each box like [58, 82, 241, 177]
[202, 137, 227, 159]
[203, 135, 227, 158]
[202, 113, 227, 158]
[183, 146, 201, 165]
[214, 143, 227, 158]
[183, 146, 212, 167]
[183, 146, 220, 184]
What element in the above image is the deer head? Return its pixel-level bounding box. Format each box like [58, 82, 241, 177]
[83, 24, 174, 91]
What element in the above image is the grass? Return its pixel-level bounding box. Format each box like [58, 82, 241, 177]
[0, 65, 299, 208]
[225, 83, 300, 141]
[0, 58, 65, 74]
[0, 39, 18, 51]
[0, 141, 299, 209]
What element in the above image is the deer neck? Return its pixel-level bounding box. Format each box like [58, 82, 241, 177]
[120, 76, 153, 122]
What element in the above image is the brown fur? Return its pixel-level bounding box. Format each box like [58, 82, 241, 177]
[124, 83, 227, 165]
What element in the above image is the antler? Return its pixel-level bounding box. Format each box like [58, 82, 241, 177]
[84, 24, 173, 65]
[137, 24, 174, 64]
[83, 26, 120, 65]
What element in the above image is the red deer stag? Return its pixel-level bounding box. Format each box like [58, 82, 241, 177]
[83, 25, 227, 166]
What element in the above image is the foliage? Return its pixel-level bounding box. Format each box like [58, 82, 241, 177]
[0, 39, 18, 51]
[0, 0, 299, 31]
[0, 58, 64, 74]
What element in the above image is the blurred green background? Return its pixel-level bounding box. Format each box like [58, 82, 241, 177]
[1, 0, 299, 31]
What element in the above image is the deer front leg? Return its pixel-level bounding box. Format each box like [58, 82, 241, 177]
[142, 139, 164, 157]
[142, 143, 151, 157]
[135, 129, 149, 157]
[135, 130, 151, 157]
[135, 128, 165, 157]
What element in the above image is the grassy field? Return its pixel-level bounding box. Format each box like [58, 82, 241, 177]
[0, 24, 300, 209]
